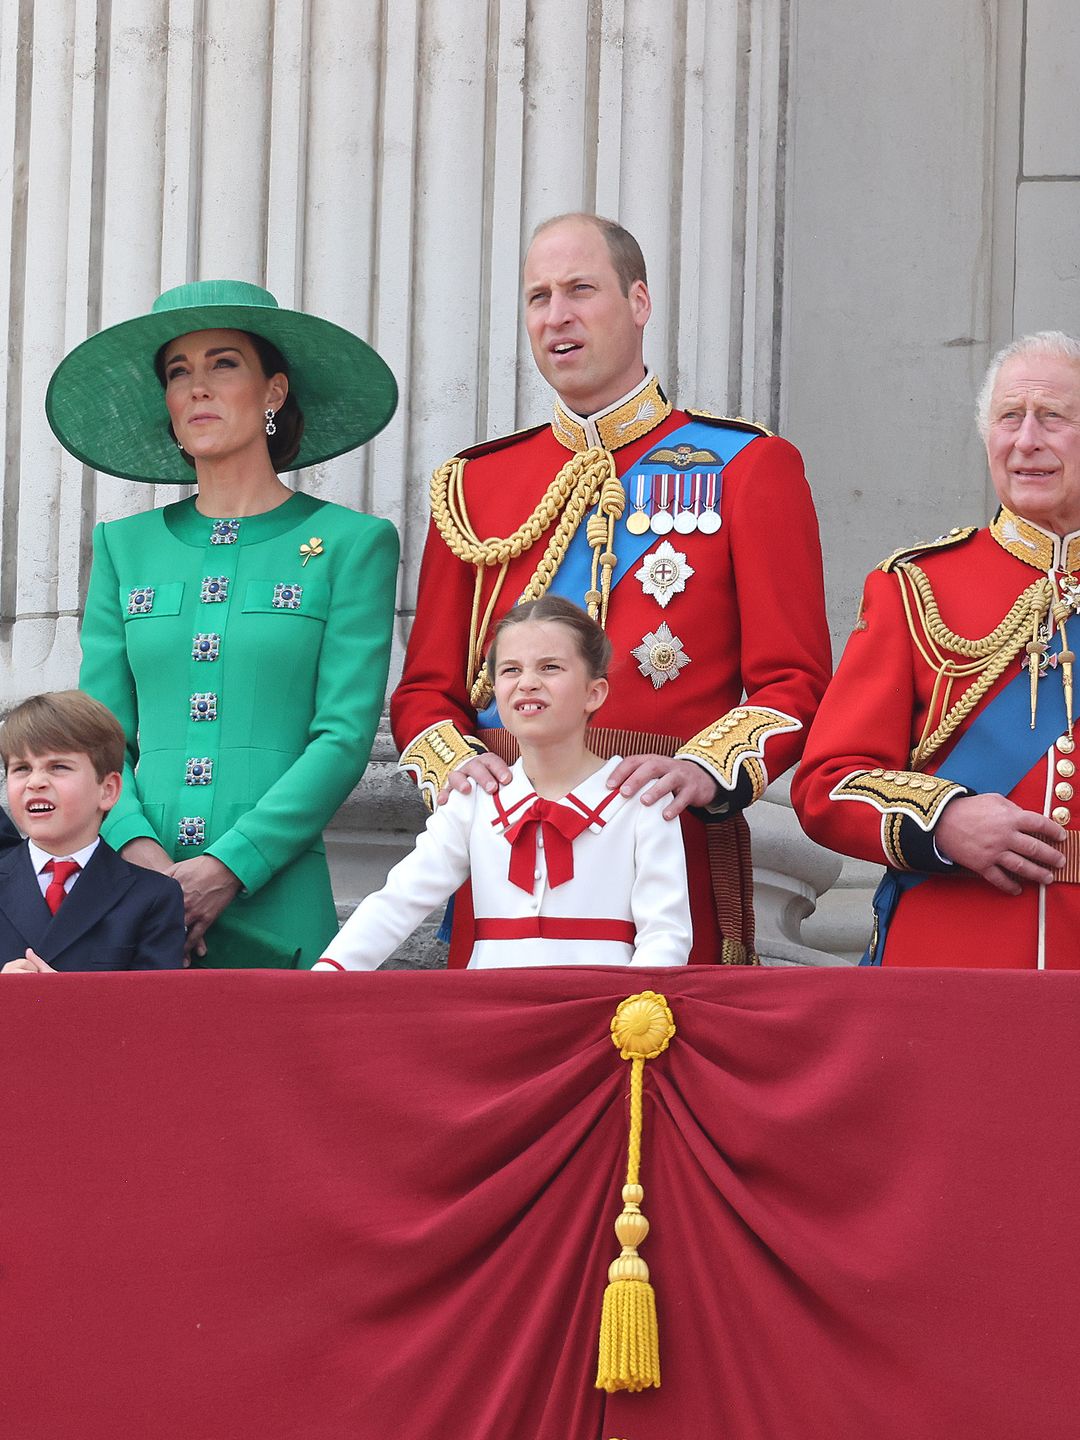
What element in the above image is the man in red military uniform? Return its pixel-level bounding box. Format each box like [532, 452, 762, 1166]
[392, 213, 831, 965]
[793, 332, 1080, 968]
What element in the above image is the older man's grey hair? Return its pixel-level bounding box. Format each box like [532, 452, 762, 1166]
[976, 331, 1080, 440]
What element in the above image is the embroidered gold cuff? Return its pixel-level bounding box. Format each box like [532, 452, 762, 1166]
[399, 721, 486, 808]
[675, 706, 801, 803]
[831, 768, 964, 867]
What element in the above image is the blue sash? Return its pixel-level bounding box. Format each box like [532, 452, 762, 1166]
[863, 634, 1067, 964]
[475, 419, 758, 728]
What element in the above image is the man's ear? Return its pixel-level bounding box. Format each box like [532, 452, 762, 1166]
[629, 279, 652, 331]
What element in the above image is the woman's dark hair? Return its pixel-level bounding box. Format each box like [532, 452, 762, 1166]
[155, 330, 305, 472]
[487, 595, 612, 679]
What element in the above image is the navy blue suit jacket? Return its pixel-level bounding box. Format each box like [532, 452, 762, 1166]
[0, 838, 185, 971]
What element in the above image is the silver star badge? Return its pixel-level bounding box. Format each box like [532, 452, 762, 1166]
[631, 622, 691, 689]
[634, 540, 694, 610]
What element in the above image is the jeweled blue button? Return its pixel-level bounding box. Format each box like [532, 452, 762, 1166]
[272, 582, 302, 609]
[190, 692, 217, 721]
[201, 576, 229, 603]
[185, 757, 213, 786]
[178, 816, 205, 845]
[127, 587, 155, 615]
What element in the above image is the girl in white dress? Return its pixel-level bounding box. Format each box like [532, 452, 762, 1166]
[314, 596, 691, 971]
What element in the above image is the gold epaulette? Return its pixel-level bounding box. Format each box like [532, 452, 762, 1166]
[685, 409, 773, 438]
[676, 706, 801, 802]
[877, 526, 978, 573]
[454, 423, 548, 463]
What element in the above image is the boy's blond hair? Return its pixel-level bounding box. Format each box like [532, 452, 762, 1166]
[0, 691, 126, 780]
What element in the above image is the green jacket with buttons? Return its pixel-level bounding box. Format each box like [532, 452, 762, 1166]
[79, 492, 399, 968]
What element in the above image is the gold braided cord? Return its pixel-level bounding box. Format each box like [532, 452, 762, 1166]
[431, 448, 622, 705]
[896, 563, 1055, 768]
[431, 448, 612, 566]
[899, 563, 1051, 661]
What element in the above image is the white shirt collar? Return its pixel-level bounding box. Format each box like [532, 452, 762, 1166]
[28, 836, 100, 875]
[492, 755, 628, 832]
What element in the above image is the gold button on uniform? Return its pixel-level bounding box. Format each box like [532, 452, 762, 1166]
[1052, 806, 1071, 825]
[1056, 782, 1075, 802]
[1058, 735, 1076, 755]
[1057, 758, 1076, 778]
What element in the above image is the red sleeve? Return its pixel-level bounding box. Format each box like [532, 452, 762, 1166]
[728, 436, 833, 780]
[791, 566, 920, 865]
[390, 515, 479, 753]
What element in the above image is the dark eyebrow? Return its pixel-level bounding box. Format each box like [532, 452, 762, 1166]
[164, 346, 243, 364]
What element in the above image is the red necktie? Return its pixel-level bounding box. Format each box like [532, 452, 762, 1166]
[502, 799, 592, 894]
[43, 858, 81, 915]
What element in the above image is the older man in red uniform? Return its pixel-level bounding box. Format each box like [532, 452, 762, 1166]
[393, 214, 831, 965]
[793, 332, 1080, 968]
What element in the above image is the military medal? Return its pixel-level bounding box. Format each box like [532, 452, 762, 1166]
[635, 540, 695, 610]
[697, 472, 722, 534]
[650, 475, 674, 535]
[625, 474, 651, 535]
[631, 622, 691, 689]
[1062, 574, 1080, 615]
[673, 474, 699, 535]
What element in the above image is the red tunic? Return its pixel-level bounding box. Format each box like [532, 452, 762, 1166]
[792, 515, 1080, 968]
[393, 395, 831, 964]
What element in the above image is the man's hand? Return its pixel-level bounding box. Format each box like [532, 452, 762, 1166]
[437, 753, 512, 806]
[168, 856, 242, 960]
[120, 837, 176, 875]
[935, 793, 1067, 894]
[607, 754, 719, 820]
[3, 948, 55, 973]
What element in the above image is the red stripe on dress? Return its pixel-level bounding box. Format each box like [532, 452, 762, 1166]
[474, 917, 636, 943]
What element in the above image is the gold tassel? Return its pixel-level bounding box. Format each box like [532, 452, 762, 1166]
[596, 991, 675, 1395]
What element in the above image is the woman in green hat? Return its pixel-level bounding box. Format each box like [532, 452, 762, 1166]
[47, 280, 400, 968]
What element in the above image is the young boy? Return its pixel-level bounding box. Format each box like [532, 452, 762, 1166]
[0, 691, 185, 972]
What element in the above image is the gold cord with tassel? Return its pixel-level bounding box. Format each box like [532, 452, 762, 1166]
[1053, 594, 1076, 731]
[596, 991, 676, 1395]
[438, 447, 623, 709]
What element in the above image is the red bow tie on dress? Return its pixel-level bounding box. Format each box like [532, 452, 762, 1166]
[502, 798, 593, 894]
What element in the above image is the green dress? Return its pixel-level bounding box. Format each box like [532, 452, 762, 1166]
[79, 492, 399, 968]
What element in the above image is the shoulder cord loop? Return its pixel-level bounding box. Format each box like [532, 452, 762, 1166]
[898, 562, 1054, 768]
[429, 448, 623, 707]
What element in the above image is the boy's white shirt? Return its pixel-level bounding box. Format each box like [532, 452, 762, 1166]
[27, 837, 100, 898]
[316, 755, 691, 971]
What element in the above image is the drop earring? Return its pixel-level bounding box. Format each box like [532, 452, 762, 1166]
[265, 409, 277, 437]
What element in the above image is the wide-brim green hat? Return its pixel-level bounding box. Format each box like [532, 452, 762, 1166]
[45, 279, 398, 483]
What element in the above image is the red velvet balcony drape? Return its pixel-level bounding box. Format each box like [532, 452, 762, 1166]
[1, 967, 1077, 1440]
